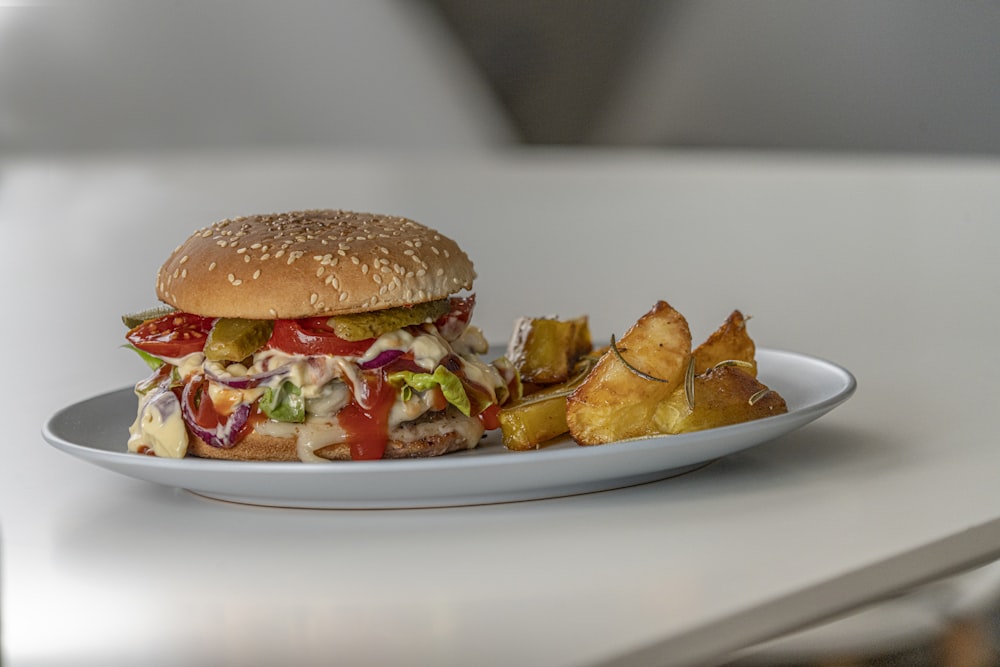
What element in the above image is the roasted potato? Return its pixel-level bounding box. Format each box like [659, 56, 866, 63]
[654, 364, 788, 434]
[566, 301, 691, 445]
[499, 395, 570, 450]
[507, 315, 591, 384]
[499, 357, 596, 450]
[692, 310, 757, 376]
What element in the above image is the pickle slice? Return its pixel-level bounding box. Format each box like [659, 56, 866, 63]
[205, 318, 275, 362]
[122, 305, 177, 329]
[329, 299, 451, 341]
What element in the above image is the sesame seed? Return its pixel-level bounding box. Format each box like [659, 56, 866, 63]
[181, 269, 188, 278]
[227, 273, 235, 282]
[269, 308, 278, 317]
[179, 255, 189, 264]
[260, 253, 270, 261]
[436, 268, 444, 277]
[244, 255, 251, 263]
[339, 293, 348, 302]
[310, 293, 318, 304]
[351, 257, 360, 265]
[232, 279, 243, 286]
[208, 262, 217, 271]
[316, 267, 325, 277]
[236, 247, 247, 254]
[253, 269, 261, 279]
[416, 269, 426, 277]
[362, 264, 369, 274]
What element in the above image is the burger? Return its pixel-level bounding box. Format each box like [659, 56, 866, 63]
[124, 210, 518, 461]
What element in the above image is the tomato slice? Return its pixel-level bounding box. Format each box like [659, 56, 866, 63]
[477, 403, 501, 431]
[435, 295, 476, 340]
[127, 313, 215, 359]
[267, 318, 374, 357]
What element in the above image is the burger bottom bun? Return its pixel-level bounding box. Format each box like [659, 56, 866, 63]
[186, 412, 486, 461]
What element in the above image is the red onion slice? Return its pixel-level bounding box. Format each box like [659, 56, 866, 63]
[180, 381, 252, 449]
[204, 363, 289, 390]
[358, 349, 404, 370]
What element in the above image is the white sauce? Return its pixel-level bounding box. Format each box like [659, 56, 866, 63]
[128, 388, 189, 458]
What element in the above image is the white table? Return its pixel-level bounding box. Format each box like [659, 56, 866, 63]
[3, 149, 999, 666]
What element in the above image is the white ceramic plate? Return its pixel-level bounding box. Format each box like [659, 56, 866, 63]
[43, 349, 855, 509]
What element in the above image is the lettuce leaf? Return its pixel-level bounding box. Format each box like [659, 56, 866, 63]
[260, 381, 305, 423]
[388, 367, 471, 416]
[124, 343, 165, 370]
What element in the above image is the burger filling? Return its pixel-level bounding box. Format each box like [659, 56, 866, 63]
[125, 296, 519, 461]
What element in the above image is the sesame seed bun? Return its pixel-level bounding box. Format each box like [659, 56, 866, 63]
[157, 210, 477, 319]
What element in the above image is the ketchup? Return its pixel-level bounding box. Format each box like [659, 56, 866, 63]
[339, 372, 398, 460]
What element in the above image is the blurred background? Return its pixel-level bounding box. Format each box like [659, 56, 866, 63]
[3, 3, 1000, 666]
[1, 0, 999, 156]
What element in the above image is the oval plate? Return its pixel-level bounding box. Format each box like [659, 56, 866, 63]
[42, 349, 855, 508]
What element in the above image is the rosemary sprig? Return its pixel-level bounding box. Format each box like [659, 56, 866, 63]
[684, 357, 696, 410]
[610, 334, 671, 384]
[712, 359, 755, 371]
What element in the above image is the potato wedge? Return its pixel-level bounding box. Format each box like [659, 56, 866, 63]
[692, 310, 756, 376]
[566, 301, 691, 445]
[654, 364, 787, 434]
[500, 357, 596, 450]
[507, 315, 591, 384]
[499, 395, 570, 450]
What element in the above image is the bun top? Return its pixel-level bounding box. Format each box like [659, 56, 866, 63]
[156, 210, 476, 319]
